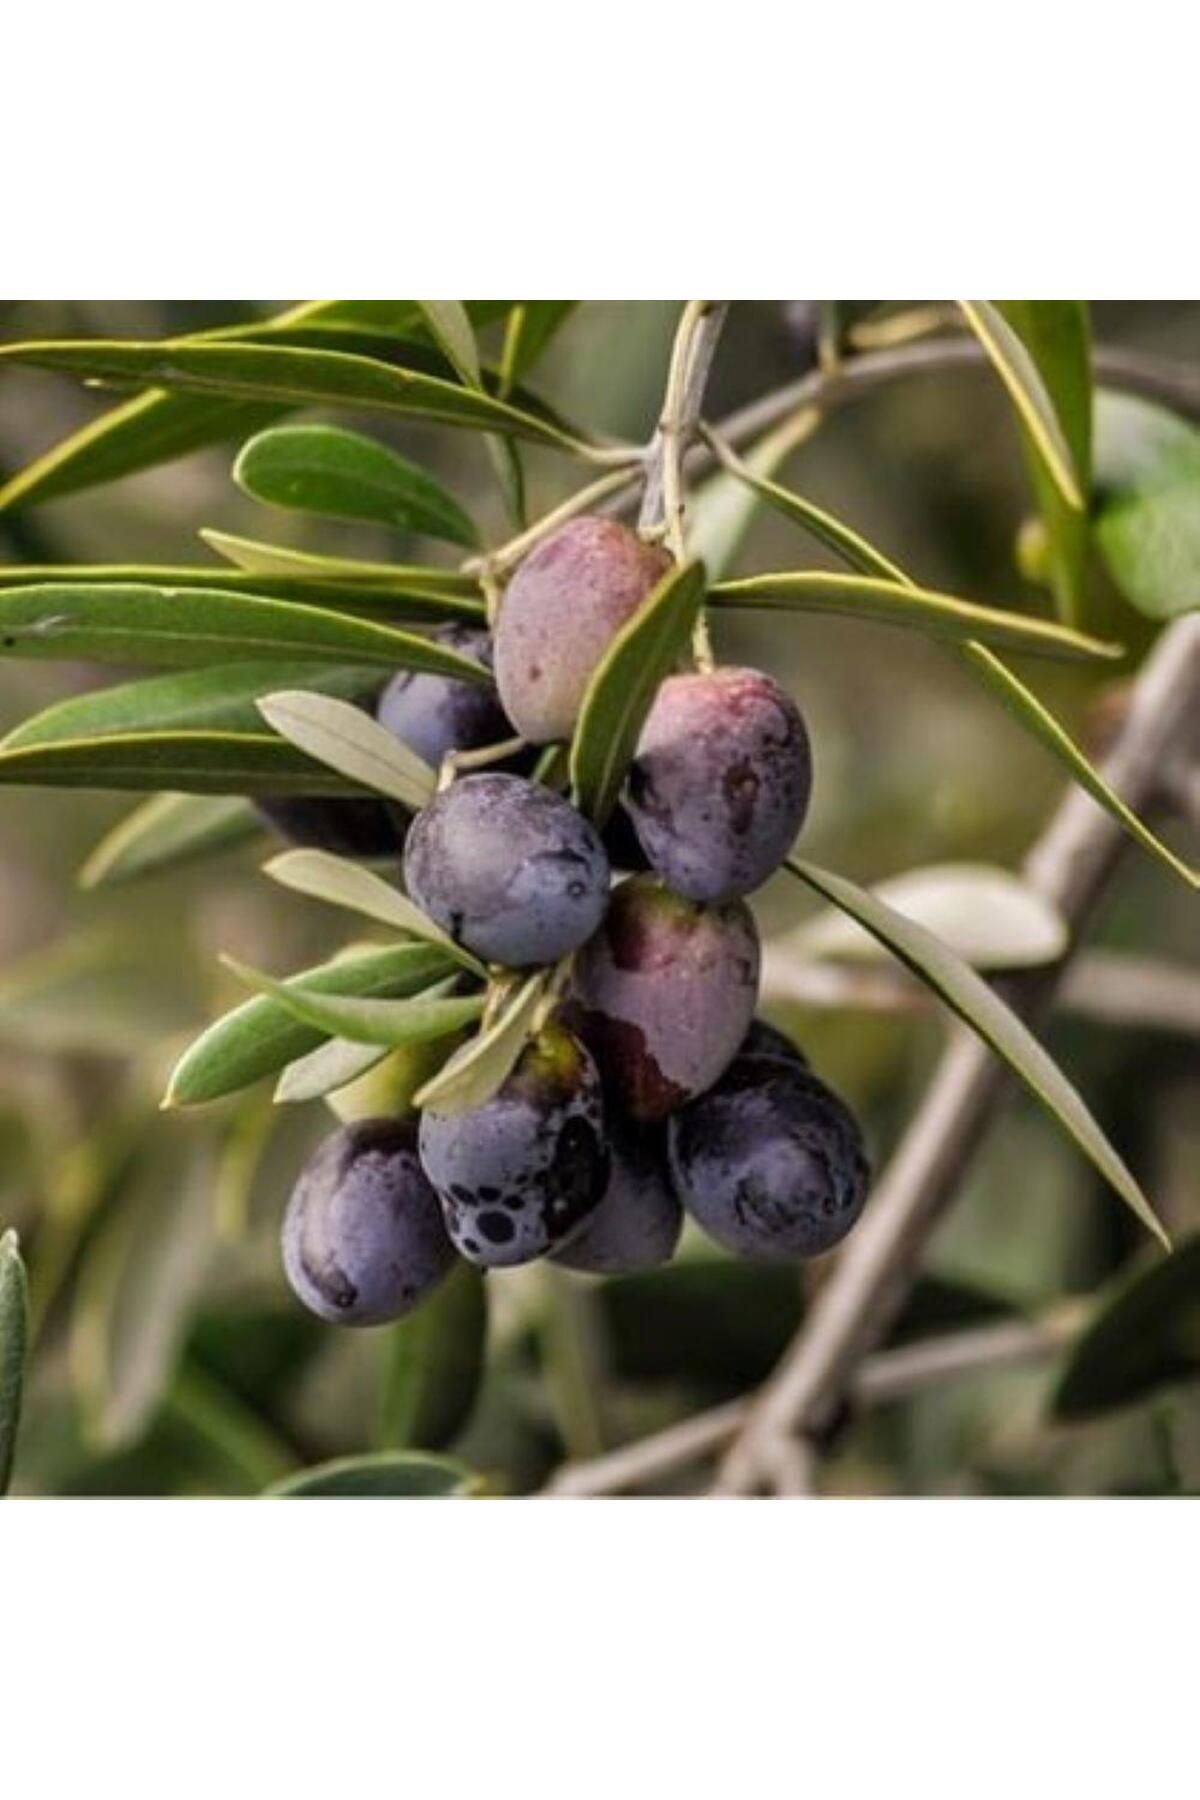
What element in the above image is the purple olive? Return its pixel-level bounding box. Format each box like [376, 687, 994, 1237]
[627, 666, 812, 902]
[494, 517, 672, 742]
[565, 875, 760, 1122]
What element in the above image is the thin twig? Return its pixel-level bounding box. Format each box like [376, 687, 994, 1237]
[712, 613, 1200, 1494]
[545, 1299, 1090, 1497]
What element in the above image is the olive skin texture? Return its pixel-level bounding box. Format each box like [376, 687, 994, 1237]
[565, 875, 760, 1123]
[494, 517, 672, 743]
[403, 773, 611, 968]
[282, 1117, 457, 1325]
[419, 1025, 608, 1268]
[627, 666, 813, 903]
[552, 1122, 682, 1275]
[255, 794, 400, 859]
[376, 624, 518, 772]
[668, 1060, 869, 1262]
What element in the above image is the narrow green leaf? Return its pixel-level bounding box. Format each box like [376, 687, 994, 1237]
[0, 730, 361, 796]
[415, 301, 482, 388]
[164, 942, 455, 1107]
[0, 339, 590, 454]
[0, 1230, 29, 1495]
[378, 1262, 487, 1451]
[233, 424, 479, 547]
[690, 413, 823, 578]
[262, 847, 483, 974]
[1052, 1238, 1200, 1420]
[995, 302, 1093, 624]
[709, 570, 1118, 662]
[499, 302, 577, 393]
[4, 662, 383, 752]
[960, 643, 1198, 889]
[570, 558, 708, 825]
[198, 529, 482, 599]
[706, 442, 906, 583]
[0, 557, 484, 620]
[265, 1450, 481, 1496]
[958, 300, 1086, 510]
[0, 301, 512, 514]
[274, 1037, 388, 1104]
[221, 957, 482, 1049]
[0, 583, 493, 678]
[80, 793, 262, 889]
[721, 457, 1194, 889]
[1093, 390, 1200, 622]
[414, 973, 548, 1116]
[257, 689, 438, 809]
[785, 856, 1168, 1246]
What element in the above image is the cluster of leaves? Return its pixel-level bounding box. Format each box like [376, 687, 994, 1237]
[0, 298, 1197, 1496]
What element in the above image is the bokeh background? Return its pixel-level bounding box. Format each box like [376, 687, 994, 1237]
[1, 300, 1196, 1496]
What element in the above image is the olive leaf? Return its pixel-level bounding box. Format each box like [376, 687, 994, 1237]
[0, 1230, 29, 1495]
[265, 1451, 483, 1496]
[570, 558, 708, 826]
[714, 456, 1197, 890]
[377, 1261, 488, 1451]
[164, 942, 456, 1106]
[1093, 390, 1200, 621]
[993, 302, 1093, 624]
[785, 856, 1169, 1247]
[709, 570, 1118, 662]
[261, 847, 483, 974]
[257, 689, 438, 810]
[415, 301, 526, 527]
[782, 863, 1068, 971]
[1052, 1239, 1200, 1421]
[220, 956, 484, 1050]
[198, 528, 482, 600]
[3, 662, 383, 751]
[0, 556, 481, 619]
[0, 338, 591, 455]
[958, 300, 1086, 511]
[273, 1037, 389, 1104]
[0, 300, 517, 514]
[0, 728, 362, 796]
[233, 424, 480, 547]
[414, 973, 548, 1116]
[0, 582, 492, 679]
[80, 794, 262, 890]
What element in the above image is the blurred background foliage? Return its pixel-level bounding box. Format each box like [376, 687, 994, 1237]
[0, 299, 1197, 1496]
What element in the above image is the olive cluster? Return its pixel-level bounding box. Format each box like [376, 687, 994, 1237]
[281, 518, 870, 1328]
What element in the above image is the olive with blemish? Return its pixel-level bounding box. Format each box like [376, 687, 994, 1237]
[565, 875, 760, 1123]
[418, 1023, 608, 1268]
[282, 1117, 457, 1325]
[627, 667, 812, 902]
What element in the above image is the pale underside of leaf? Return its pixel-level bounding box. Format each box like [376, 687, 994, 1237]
[261, 847, 483, 974]
[274, 1036, 389, 1103]
[414, 973, 548, 1115]
[257, 690, 437, 810]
